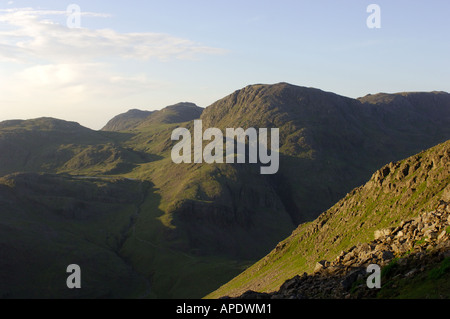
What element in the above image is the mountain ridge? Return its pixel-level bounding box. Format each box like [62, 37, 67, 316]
[101, 102, 203, 132]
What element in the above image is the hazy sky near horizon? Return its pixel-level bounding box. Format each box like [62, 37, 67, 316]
[0, 0, 449, 130]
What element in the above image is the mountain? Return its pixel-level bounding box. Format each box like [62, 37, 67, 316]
[101, 109, 154, 132]
[201, 83, 450, 222]
[207, 139, 450, 298]
[101, 102, 203, 132]
[0, 83, 449, 299]
[0, 117, 151, 177]
[137, 102, 203, 128]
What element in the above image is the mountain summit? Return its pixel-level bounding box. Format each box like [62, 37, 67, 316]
[102, 102, 203, 131]
[200, 83, 450, 222]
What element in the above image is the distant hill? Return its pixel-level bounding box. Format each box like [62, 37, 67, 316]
[101, 109, 154, 132]
[0, 117, 149, 177]
[137, 102, 203, 128]
[101, 102, 203, 131]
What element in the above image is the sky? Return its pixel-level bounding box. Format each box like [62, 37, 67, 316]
[0, 0, 449, 130]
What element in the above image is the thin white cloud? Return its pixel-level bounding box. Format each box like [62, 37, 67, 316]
[0, 62, 168, 128]
[11, 62, 164, 99]
[0, 7, 226, 63]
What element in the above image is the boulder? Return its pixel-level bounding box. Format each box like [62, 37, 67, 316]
[341, 268, 365, 291]
[374, 228, 392, 240]
[314, 260, 330, 273]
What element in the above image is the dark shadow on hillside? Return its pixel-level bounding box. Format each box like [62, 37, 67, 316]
[0, 174, 158, 298]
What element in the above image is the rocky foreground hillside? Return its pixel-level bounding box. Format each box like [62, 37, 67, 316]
[229, 201, 450, 299]
[209, 139, 450, 299]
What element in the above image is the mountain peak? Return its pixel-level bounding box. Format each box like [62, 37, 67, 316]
[102, 102, 203, 131]
[0, 117, 87, 132]
[164, 102, 199, 109]
[200, 82, 359, 148]
[101, 109, 154, 131]
[136, 102, 203, 128]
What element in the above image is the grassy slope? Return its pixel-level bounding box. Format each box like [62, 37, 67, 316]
[376, 257, 450, 299]
[119, 189, 253, 298]
[114, 126, 294, 297]
[0, 118, 292, 298]
[0, 118, 150, 177]
[0, 174, 149, 298]
[207, 139, 450, 298]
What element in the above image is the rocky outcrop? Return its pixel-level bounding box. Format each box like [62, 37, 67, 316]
[230, 201, 450, 299]
[208, 140, 449, 299]
[169, 167, 295, 259]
